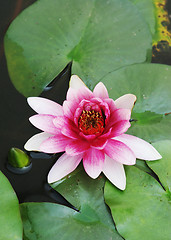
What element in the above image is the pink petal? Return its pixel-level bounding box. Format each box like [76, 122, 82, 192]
[79, 132, 97, 141]
[40, 134, 71, 153]
[66, 86, 93, 102]
[99, 127, 112, 140]
[24, 132, 52, 151]
[27, 97, 63, 116]
[107, 108, 131, 130]
[114, 134, 162, 160]
[109, 121, 131, 138]
[65, 140, 89, 156]
[104, 139, 136, 165]
[91, 138, 108, 150]
[48, 153, 82, 183]
[83, 148, 105, 179]
[61, 122, 80, 140]
[53, 116, 66, 129]
[53, 116, 79, 139]
[115, 94, 137, 110]
[104, 98, 117, 112]
[103, 155, 126, 190]
[93, 82, 109, 99]
[63, 100, 75, 120]
[69, 75, 87, 89]
[29, 114, 59, 135]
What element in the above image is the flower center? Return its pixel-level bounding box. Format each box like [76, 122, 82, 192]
[78, 110, 105, 135]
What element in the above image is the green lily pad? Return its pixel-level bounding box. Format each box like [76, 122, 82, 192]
[104, 142, 171, 240]
[131, 0, 170, 44]
[135, 159, 154, 174]
[130, 0, 155, 34]
[20, 168, 122, 240]
[101, 63, 171, 142]
[147, 140, 171, 192]
[0, 171, 23, 240]
[4, 0, 152, 97]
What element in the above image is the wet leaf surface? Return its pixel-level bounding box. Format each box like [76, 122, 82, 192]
[4, 0, 152, 96]
[104, 140, 171, 240]
[20, 167, 122, 240]
[0, 171, 23, 240]
[101, 63, 171, 142]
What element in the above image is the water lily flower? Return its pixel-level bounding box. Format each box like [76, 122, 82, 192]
[24, 75, 162, 190]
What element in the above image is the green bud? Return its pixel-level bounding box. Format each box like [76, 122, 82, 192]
[8, 148, 30, 168]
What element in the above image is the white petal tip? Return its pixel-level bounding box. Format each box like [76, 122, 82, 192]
[69, 75, 87, 89]
[47, 168, 60, 183]
[27, 97, 40, 111]
[156, 153, 162, 160]
[109, 178, 126, 191]
[118, 184, 126, 191]
[85, 169, 100, 179]
[47, 174, 55, 184]
[24, 141, 38, 152]
[115, 134, 162, 161]
[24, 143, 29, 151]
[28, 115, 34, 123]
[147, 152, 162, 161]
[90, 174, 99, 179]
[97, 82, 105, 88]
[145, 144, 162, 160]
[24, 132, 52, 152]
[107, 177, 126, 191]
[93, 82, 109, 99]
[126, 94, 137, 104]
[27, 97, 36, 105]
[115, 94, 137, 110]
[103, 156, 126, 191]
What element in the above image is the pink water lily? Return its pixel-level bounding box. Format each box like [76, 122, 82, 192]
[24, 75, 162, 190]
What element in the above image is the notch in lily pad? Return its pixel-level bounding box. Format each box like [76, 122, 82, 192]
[7, 148, 32, 174]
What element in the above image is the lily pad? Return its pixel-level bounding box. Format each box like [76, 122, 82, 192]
[4, 0, 152, 97]
[20, 168, 122, 240]
[135, 159, 153, 174]
[130, 0, 155, 34]
[101, 63, 171, 142]
[104, 146, 171, 240]
[0, 171, 23, 240]
[147, 140, 171, 192]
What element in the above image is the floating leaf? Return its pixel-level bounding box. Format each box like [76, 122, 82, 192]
[104, 140, 171, 240]
[147, 140, 171, 192]
[130, 0, 155, 34]
[135, 159, 153, 174]
[101, 63, 171, 142]
[0, 171, 23, 240]
[20, 168, 122, 240]
[4, 0, 152, 96]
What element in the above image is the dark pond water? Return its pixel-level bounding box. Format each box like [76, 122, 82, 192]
[0, 0, 171, 207]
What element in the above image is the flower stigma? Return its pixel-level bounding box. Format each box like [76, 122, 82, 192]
[78, 110, 105, 135]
